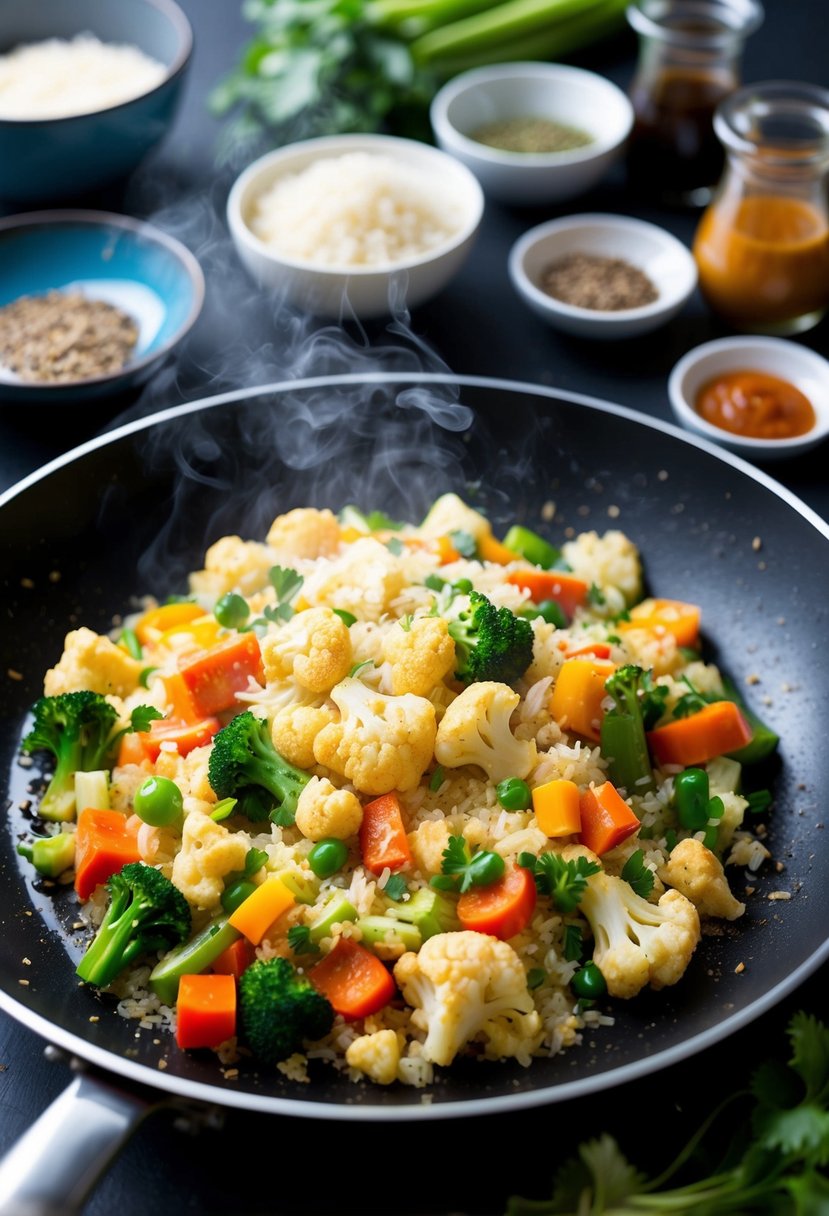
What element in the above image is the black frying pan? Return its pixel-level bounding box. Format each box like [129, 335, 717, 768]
[1, 375, 827, 1199]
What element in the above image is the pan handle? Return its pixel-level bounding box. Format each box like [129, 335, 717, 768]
[0, 1069, 150, 1216]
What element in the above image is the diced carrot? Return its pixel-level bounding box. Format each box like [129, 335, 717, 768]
[456, 865, 537, 940]
[359, 792, 413, 874]
[647, 701, 753, 768]
[621, 598, 701, 649]
[74, 807, 141, 900]
[549, 658, 616, 741]
[506, 570, 589, 618]
[228, 876, 295, 945]
[478, 533, 517, 565]
[139, 716, 221, 762]
[578, 782, 640, 856]
[309, 937, 396, 1020]
[134, 602, 204, 646]
[563, 642, 612, 660]
[435, 534, 462, 565]
[212, 937, 255, 981]
[161, 672, 201, 723]
[175, 973, 237, 1050]
[532, 779, 582, 837]
[178, 632, 264, 717]
[117, 731, 150, 768]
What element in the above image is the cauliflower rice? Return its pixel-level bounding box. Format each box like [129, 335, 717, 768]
[21, 494, 771, 1088]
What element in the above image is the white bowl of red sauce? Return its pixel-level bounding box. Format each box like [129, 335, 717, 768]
[668, 335, 829, 460]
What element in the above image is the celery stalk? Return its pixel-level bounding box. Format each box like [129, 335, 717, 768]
[371, 0, 503, 35]
[410, 0, 608, 61]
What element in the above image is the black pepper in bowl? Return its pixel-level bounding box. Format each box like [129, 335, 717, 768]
[540, 252, 659, 311]
[0, 290, 139, 384]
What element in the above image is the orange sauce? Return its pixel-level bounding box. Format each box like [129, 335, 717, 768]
[695, 370, 816, 439]
[693, 194, 829, 329]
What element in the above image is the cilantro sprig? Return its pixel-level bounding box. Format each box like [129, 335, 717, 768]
[519, 851, 601, 914]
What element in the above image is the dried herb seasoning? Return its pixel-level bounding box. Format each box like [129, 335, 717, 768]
[0, 290, 139, 384]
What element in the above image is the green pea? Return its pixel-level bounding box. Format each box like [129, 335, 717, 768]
[215, 592, 250, 629]
[308, 837, 348, 879]
[221, 878, 257, 914]
[674, 767, 710, 832]
[536, 599, 568, 627]
[133, 776, 183, 827]
[496, 776, 532, 811]
[467, 850, 506, 888]
[571, 961, 607, 1000]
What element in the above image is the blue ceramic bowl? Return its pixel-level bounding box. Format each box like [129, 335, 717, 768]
[0, 0, 192, 205]
[0, 210, 204, 402]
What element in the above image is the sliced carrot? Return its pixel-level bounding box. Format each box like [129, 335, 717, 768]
[228, 876, 295, 945]
[563, 641, 612, 660]
[178, 632, 264, 717]
[74, 807, 141, 900]
[212, 937, 255, 981]
[309, 937, 396, 1020]
[116, 731, 151, 768]
[549, 658, 616, 741]
[532, 779, 582, 837]
[359, 792, 412, 874]
[175, 973, 237, 1050]
[647, 701, 753, 768]
[139, 716, 221, 762]
[621, 598, 701, 649]
[435, 534, 463, 565]
[456, 865, 537, 940]
[478, 533, 518, 565]
[134, 602, 204, 646]
[506, 570, 589, 618]
[578, 782, 640, 856]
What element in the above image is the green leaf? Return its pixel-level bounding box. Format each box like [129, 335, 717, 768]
[579, 1135, 645, 1208]
[269, 565, 304, 604]
[382, 873, 408, 901]
[429, 766, 444, 792]
[563, 923, 583, 963]
[449, 529, 478, 559]
[621, 849, 654, 900]
[210, 797, 238, 822]
[288, 924, 320, 955]
[129, 705, 164, 733]
[527, 852, 601, 914]
[387, 537, 405, 556]
[790, 1012, 829, 1104]
[527, 967, 545, 990]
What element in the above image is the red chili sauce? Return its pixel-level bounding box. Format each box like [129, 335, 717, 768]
[695, 370, 816, 439]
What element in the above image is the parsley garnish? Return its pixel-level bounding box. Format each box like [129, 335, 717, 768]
[519, 851, 601, 914]
[129, 705, 164, 733]
[249, 565, 304, 633]
[587, 583, 606, 606]
[382, 873, 409, 901]
[287, 925, 320, 956]
[431, 835, 505, 894]
[527, 968, 546, 990]
[449, 529, 478, 559]
[387, 537, 405, 556]
[621, 849, 655, 899]
[563, 923, 584, 963]
[748, 788, 773, 814]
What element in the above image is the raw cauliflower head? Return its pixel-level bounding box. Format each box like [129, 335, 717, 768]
[266, 507, 342, 560]
[658, 837, 745, 921]
[394, 930, 543, 1067]
[261, 606, 352, 693]
[434, 681, 537, 785]
[383, 615, 457, 698]
[313, 676, 436, 796]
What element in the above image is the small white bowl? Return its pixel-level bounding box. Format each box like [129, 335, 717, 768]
[509, 213, 697, 340]
[668, 336, 829, 460]
[430, 62, 633, 205]
[227, 133, 484, 319]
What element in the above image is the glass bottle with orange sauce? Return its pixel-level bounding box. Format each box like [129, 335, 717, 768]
[626, 0, 764, 207]
[693, 81, 829, 334]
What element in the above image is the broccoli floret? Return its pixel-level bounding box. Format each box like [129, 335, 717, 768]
[207, 710, 312, 826]
[22, 691, 128, 822]
[76, 862, 191, 989]
[447, 591, 534, 686]
[238, 956, 334, 1064]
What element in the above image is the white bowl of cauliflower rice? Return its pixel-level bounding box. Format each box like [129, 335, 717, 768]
[20, 491, 776, 1088]
[227, 134, 485, 319]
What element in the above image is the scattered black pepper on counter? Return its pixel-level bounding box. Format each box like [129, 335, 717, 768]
[540, 252, 659, 311]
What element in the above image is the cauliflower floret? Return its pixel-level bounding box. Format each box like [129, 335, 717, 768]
[271, 703, 336, 769]
[569, 845, 701, 999]
[43, 627, 143, 697]
[408, 819, 452, 876]
[383, 615, 457, 697]
[295, 775, 363, 841]
[659, 837, 745, 921]
[434, 681, 537, 785]
[313, 676, 436, 796]
[261, 607, 352, 693]
[302, 538, 407, 623]
[171, 808, 250, 910]
[345, 1029, 401, 1085]
[561, 530, 642, 610]
[394, 931, 543, 1067]
[418, 493, 492, 544]
[188, 535, 274, 600]
[266, 507, 341, 560]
